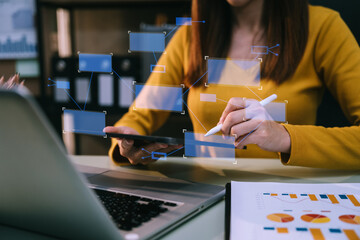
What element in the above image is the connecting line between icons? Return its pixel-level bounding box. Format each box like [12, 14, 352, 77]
[252, 54, 260, 61]
[83, 72, 93, 111]
[183, 70, 208, 96]
[141, 148, 151, 154]
[182, 99, 208, 132]
[245, 85, 263, 100]
[268, 44, 280, 56]
[165, 25, 179, 38]
[112, 68, 135, 94]
[153, 51, 158, 63]
[141, 146, 185, 160]
[64, 89, 82, 111]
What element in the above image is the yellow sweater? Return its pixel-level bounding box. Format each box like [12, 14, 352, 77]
[110, 6, 360, 169]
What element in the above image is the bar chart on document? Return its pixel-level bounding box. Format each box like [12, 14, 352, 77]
[230, 182, 360, 240]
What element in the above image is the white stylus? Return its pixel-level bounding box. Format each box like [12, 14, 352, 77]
[204, 94, 278, 137]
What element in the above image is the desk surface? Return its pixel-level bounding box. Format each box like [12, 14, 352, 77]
[2, 156, 360, 240]
[71, 156, 360, 240]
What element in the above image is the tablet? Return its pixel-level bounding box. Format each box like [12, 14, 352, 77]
[106, 133, 184, 147]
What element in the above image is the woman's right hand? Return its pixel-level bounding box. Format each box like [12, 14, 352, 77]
[103, 126, 182, 165]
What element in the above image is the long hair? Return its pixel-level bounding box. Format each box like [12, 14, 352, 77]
[185, 0, 309, 87]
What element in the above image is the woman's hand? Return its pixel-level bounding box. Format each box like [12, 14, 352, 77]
[104, 126, 182, 165]
[218, 97, 291, 153]
[0, 74, 24, 89]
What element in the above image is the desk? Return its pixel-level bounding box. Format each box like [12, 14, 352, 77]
[72, 156, 360, 240]
[1, 156, 360, 239]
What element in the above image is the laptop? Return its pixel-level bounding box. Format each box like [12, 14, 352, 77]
[0, 89, 225, 240]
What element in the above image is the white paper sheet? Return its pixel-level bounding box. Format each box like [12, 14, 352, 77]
[230, 182, 360, 240]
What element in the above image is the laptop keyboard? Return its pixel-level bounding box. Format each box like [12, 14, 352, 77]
[93, 188, 178, 231]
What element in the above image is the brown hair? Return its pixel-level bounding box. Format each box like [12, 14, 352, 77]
[185, 0, 309, 87]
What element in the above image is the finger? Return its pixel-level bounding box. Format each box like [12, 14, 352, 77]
[0, 76, 4, 85]
[219, 97, 247, 124]
[235, 131, 258, 149]
[15, 74, 20, 84]
[118, 138, 138, 164]
[104, 126, 136, 139]
[156, 145, 182, 155]
[230, 119, 264, 139]
[221, 109, 247, 136]
[103, 126, 123, 133]
[234, 122, 264, 149]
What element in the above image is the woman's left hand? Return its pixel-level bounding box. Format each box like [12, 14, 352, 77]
[0, 74, 24, 89]
[218, 97, 291, 153]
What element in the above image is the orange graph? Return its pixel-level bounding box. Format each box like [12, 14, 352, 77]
[267, 213, 294, 223]
[343, 229, 360, 240]
[309, 194, 318, 201]
[301, 214, 330, 224]
[309, 228, 325, 240]
[347, 195, 360, 207]
[328, 194, 339, 204]
[277, 227, 288, 233]
[339, 215, 360, 225]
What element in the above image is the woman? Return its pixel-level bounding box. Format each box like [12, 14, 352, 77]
[105, 0, 360, 169]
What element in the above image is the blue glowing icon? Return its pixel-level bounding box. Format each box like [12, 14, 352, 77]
[141, 147, 184, 160]
[207, 58, 261, 86]
[129, 32, 165, 52]
[55, 80, 70, 89]
[135, 84, 183, 112]
[79, 53, 112, 73]
[151, 151, 167, 160]
[251, 44, 279, 56]
[264, 102, 287, 122]
[176, 17, 205, 26]
[150, 64, 166, 73]
[184, 132, 235, 159]
[63, 109, 106, 136]
[176, 17, 192, 25]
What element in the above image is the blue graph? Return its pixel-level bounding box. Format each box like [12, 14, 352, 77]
[0, 35, 37, 56]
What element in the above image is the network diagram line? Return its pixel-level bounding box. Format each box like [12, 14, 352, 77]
[83, 72, 93, 111]
[112, 68, 135, 94]
[141, 146, 184, 160]
[167, 146, 184, 156]
[153, 51, 158, 63]
[183, 70, 208, 96]
[268, 44, 280, 56]
[182, 99, 208, 132]
[141, 148, 151, 154]
[64, 89, 82, 111]
[245, 85, 263, 100]
[165, 25, 179, 38]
